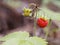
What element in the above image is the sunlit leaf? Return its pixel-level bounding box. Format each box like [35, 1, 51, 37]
[2, 38, 33, 45]
[2, 37, 47, 45]
[1, 32, 48, 45]
[0, 31, 29, 41]
[27, 37, 48, 45]
[37, 7, 60, 21]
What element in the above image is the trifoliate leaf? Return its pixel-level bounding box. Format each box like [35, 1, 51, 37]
[2, 38, 33, 45]
[0, 31, 29, 41]
[1, 32, 48, 45]
[27, 37, 48, 45]
[2, 38, 20, 45]
[2, 37, 47, 45]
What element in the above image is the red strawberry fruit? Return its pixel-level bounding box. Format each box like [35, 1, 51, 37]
[37, 18, 48, 28]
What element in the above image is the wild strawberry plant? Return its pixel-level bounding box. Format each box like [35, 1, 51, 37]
[1, 31, 48, 45]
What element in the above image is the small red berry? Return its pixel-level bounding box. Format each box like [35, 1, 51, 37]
[37, 18, 48, 28]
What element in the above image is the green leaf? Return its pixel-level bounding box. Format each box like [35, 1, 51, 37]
[0, 31, 29, 41]
[37, 7, 60, 21]
[51, 0, 60, 7]
[27, 37, 48, 45]
[1, 32, 48, 45]
[2, 37, 47, 45]
[2, 38, 33, 45]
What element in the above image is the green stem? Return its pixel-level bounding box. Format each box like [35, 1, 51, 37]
[33, 9, 38, 36]
[45, 19, 51, 40]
